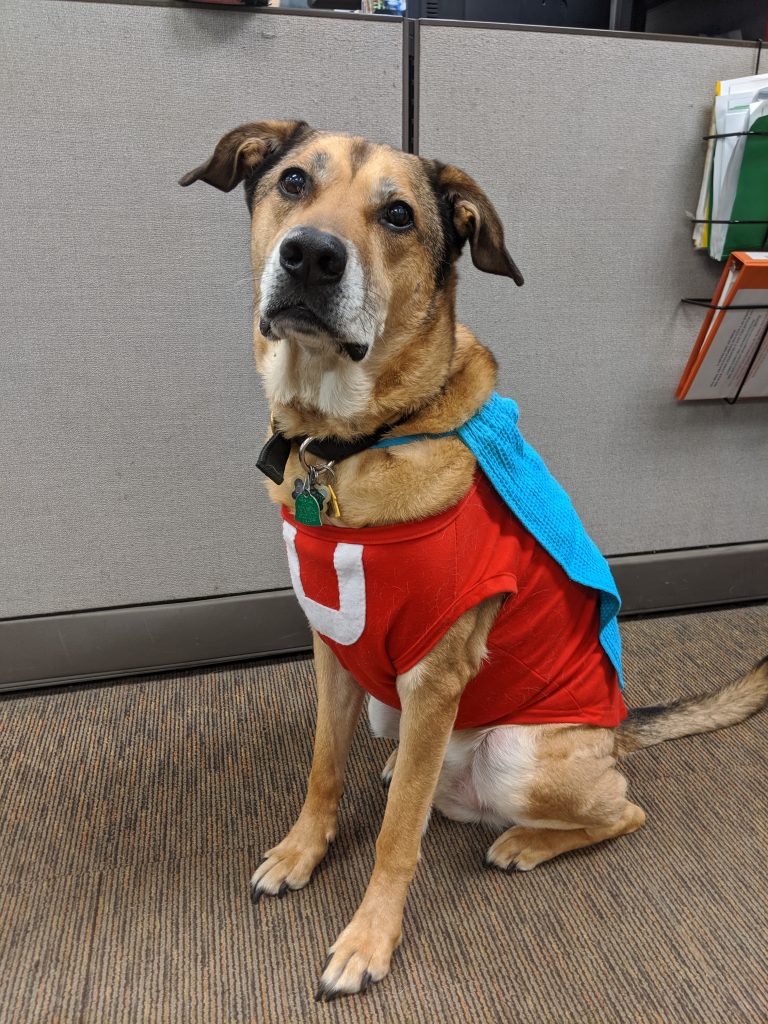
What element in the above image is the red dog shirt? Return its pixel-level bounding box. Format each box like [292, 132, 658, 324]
[282, 472, 626, 730]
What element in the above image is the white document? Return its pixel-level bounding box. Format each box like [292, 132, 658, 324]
[739, 334, 768, 398]
[685, 287, 768, 400]
[693, 106, 716, 249]
[738, 254, 768, 398]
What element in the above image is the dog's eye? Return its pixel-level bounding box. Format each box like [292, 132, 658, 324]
[279, 168, 307, 197]
[382, 201, 414, 230]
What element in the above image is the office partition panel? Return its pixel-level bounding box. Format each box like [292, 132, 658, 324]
[418, 23, 764, 554]
[1, 1, 403, 622]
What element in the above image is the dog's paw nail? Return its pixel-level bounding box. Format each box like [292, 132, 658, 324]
[250, 882, 263, 905]
[277, 881, 289, 898]
[485, 853, 506, 871]
[360, 970, 372, 994]
[315, 982, 338, 1003]
[484, 851, 518, 873]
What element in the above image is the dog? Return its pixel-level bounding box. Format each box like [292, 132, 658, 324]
[180, 121, 768, 1000]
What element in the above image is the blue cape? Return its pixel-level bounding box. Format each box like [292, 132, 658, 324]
[456, 393, 623, 686]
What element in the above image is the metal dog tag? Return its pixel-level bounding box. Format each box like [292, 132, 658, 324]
[292, 472, 325, 526]
[294, 489, 323, 526]
[323, 482, 341, 518]
[292, 440, 339, 525]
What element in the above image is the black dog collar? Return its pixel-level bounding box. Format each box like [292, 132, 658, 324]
[256, 416, 411, 485]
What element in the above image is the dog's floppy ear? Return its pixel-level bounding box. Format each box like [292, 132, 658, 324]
[433, 163, 523, 285]
[179, 120, 311, 193]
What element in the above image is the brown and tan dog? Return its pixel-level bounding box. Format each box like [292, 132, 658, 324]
[180, 122, 768, 1000]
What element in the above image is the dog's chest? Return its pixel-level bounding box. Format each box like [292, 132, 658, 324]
[279, 473, 523, 664]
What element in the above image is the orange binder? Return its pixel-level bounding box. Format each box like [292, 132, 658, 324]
[677, 252, 768, 401]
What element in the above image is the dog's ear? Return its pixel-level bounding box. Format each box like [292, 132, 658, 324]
[433, 163, 523, 285]
[178, 120, 311, 193]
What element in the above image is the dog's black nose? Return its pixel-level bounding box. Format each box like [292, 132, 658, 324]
[279, 229, 347, 287]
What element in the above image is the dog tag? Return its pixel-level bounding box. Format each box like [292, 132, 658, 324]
[309, 483, 340, 519]
[292, 478, 308, 501]
[292, 461, 338, 524]
[324, 483, 341, 518]
[294, 489, 323, 526]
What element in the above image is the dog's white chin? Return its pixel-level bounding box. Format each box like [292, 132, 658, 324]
[262, 337, 374, 419]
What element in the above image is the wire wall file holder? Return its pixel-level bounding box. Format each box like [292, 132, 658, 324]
[688, 215, 768, 251]
[680, 297, 768, 403]
[681, 42, 768, 403]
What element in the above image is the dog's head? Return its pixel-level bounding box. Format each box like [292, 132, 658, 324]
[181, 121, 522, 373]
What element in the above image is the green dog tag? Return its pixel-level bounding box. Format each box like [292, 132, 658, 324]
[295, 490, 323, 527]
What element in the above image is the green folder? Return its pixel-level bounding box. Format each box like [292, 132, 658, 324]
[722, 113, 768, 257]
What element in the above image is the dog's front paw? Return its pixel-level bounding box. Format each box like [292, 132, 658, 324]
[250, 814, 335, 903]
[315, 910, 401, 1001]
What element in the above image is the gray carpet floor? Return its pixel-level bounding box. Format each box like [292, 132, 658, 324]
[1, 603, 767, 1023]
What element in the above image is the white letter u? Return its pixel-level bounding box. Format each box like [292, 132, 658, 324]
[282, 522, 366, 645]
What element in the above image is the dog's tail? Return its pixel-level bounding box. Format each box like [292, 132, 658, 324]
[615, 654, 768, 755]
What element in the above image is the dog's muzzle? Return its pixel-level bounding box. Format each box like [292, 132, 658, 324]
[259, 228, 371, 361]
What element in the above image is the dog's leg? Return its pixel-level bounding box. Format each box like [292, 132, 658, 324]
[250, 633, 364, 901]
[366, 697, 401, 787]
[316, 595, 502, 1000]
[484, 723, 646, 872]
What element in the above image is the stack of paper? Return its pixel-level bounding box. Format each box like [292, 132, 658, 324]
[693, 73, 768, 260]
[677, 252, 768, 401]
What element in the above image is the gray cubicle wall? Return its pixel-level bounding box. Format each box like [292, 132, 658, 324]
[0, 1, 403, 686]
[417, 23, 766, 559]
[2, 10, 766, 690]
